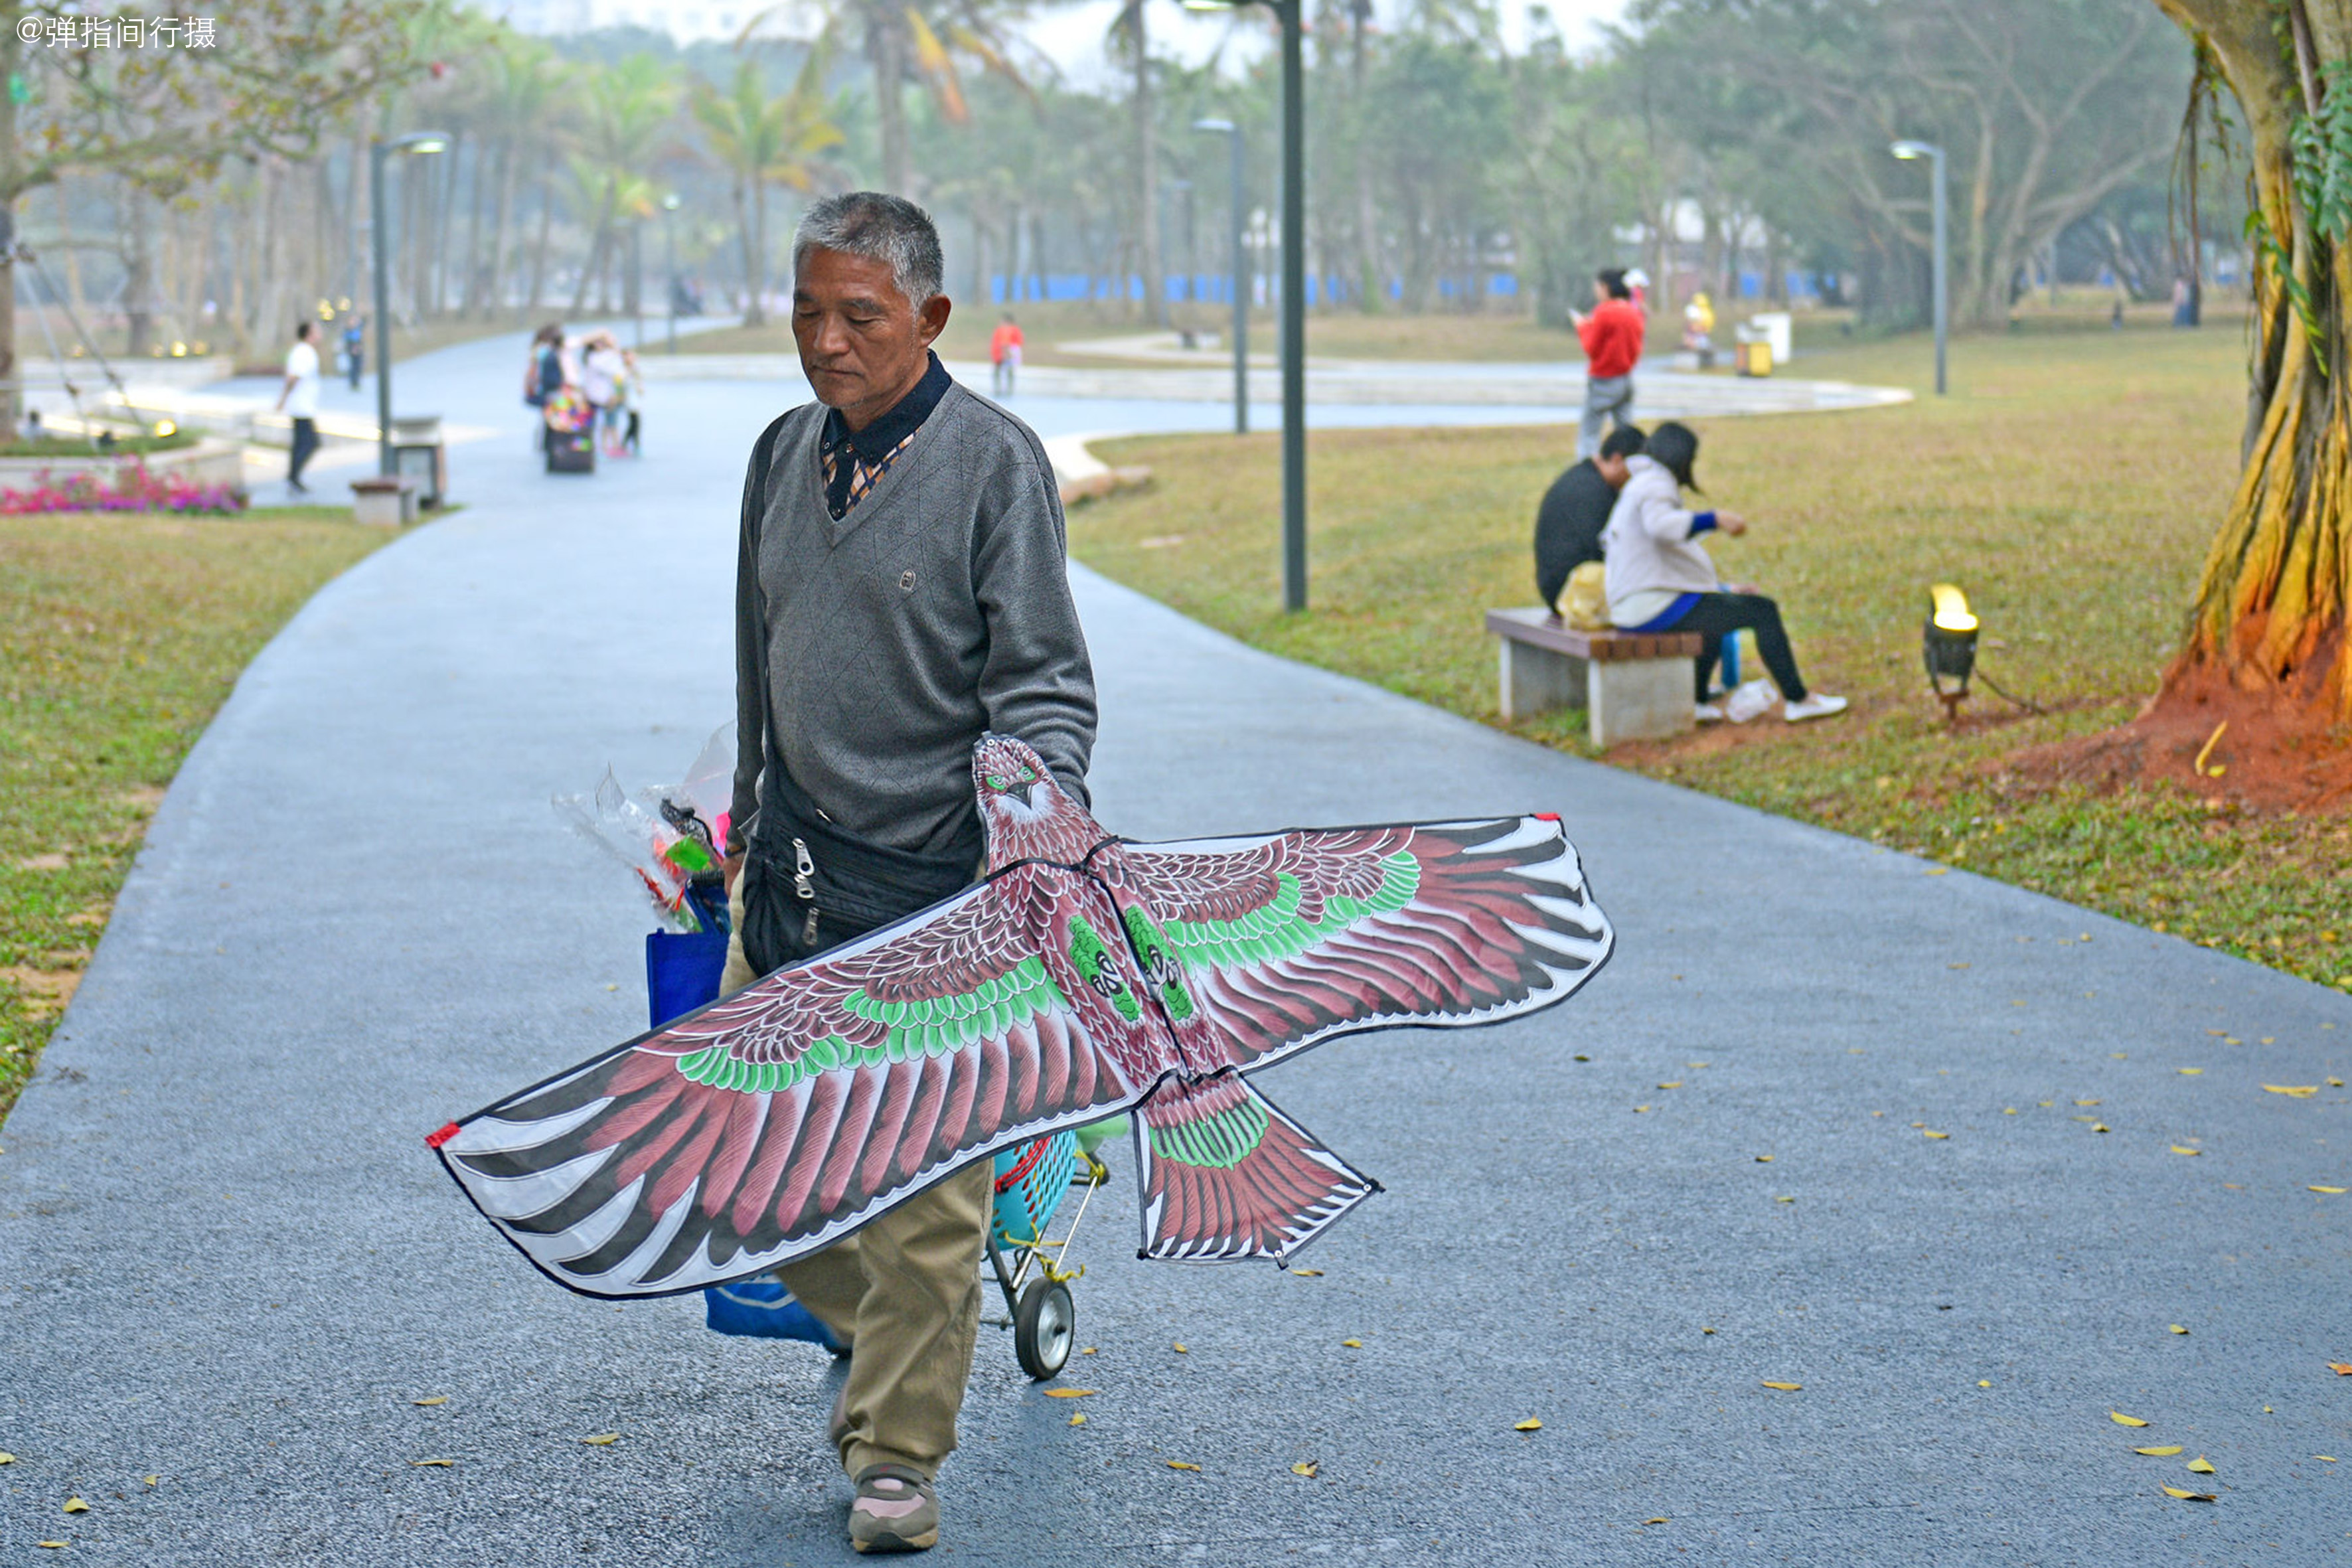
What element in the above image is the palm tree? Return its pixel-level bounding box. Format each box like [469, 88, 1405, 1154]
[1108, 0, 1163, 325]
[479, 35, 565, 320]
[742, 0, 1031, 196]
[567, 55, 682, 316]
[694, 54, 846, 325]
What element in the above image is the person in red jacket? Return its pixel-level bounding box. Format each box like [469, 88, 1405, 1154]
[1570, 268, 1645, 459]
[988, 311, 1024, 396]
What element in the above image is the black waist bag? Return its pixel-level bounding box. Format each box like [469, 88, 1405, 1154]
[740, 767, 980, 977]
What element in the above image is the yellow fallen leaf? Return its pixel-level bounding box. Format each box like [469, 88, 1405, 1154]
[37, 1543, 67, 1550]
[62, 1498, 88, 1514]
[1081, 1347, 1097, 1354]
[2169, 1325, 2189, 1335]
[2264, 1084, 2319, 1098]
[2185, 1456, 2216, 1474]
[2160, 1485, 2216, 1502]
[1924, 868, 1948, 876]
[143, 1476, 156, 1487]
[1754, 1154, 1772, 1162]
[1166, 1460, 1200, 1471]
[1761, 1381, 1802, 1391]
[2329, 1363, 2352, 1375]
[1656, 1081, 1683, 1090]
[1775, 1195, 1795, 1203]
[1291, 1462, 1318, 1477]
[1642, 1516, 1670, 1525]
[411, 1459, 453, 1467]
[2170, 1146, 2201, 1156]
[2310, 1186, 2347, 1194]
[581, 1433, 618, 1446]
[1289, 1269, 1322, 1277]
[2002, 1107, 2018, 1115]
[2135, 1445, 2184, 1456]
[1922, 1130, 1950, 1140]
[0, 1452, 13, 1464]
[2177, 1067, 2203, 1076]
[1978, 1379, 1992, 1387]
[2075, 1099, 2101, 1107]
[2091, 1123, 2110, 1133]
[412, 1395, 447, 1407]
[1701, 1327, 1717, 1334]
[1172, 1343, 1188, 1354]
[1632, 1105, 1651, 1114]
[1068, 1413, 1086, 1426]
[2317, 1456, 2337, 1462]
[1340, 1339, 1362, 1348]
[2111, 1411, 2150, 1427]
[1044, 1389, 1095, 1398]
[1514, 1418, 1543, 1431]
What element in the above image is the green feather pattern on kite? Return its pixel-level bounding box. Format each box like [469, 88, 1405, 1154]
[670, 954, 1066, 1093]
[1160, 853, 1419, 973]
[1068, 913, 1142, 1022]
[1146, 1093, 1272, 1169]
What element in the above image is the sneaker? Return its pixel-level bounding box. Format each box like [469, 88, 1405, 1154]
[849, 1464, 939, 1553]
[1782, 693, 1849, 723]
[1694, 702, 1725, 724]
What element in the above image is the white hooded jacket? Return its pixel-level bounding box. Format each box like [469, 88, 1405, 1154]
[1601, 453, 1720, 625]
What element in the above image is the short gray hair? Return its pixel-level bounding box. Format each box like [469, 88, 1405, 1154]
[793, 193, 945, 307]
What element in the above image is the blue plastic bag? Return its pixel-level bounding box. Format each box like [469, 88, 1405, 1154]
[703, 1275, 847, 1351]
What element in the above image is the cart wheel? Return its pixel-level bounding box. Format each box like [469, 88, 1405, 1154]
[1013, 1277, 1074, 1380]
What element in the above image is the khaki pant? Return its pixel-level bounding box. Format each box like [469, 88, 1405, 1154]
[722, 880, 990, 1481]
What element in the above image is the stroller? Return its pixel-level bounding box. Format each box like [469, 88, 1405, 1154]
[543, 387, 596, 474]
[645, 890, 1115, 1380]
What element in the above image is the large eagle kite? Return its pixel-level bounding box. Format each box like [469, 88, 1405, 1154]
[434, 734, 1612, 1295]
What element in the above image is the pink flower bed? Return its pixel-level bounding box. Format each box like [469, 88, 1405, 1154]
[1, 459, 247, 516]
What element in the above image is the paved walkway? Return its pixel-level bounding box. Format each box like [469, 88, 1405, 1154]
[2, 333, 2346, 1565]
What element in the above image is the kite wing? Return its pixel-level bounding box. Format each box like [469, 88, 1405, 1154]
[1097, 814, 1612, 1076]
[434, 869, 1140, 1298]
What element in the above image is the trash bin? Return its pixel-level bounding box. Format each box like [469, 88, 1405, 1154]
[1733, 332, 1774, 378]
[390, 415, 447, 508]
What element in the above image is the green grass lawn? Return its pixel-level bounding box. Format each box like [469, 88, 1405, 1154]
[0, 508, 390, 1122]
[1069, 319, 2352, 997]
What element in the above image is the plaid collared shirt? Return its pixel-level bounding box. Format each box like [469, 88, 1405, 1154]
[819, 426, 917, 520]
[817, 353, 953, 520]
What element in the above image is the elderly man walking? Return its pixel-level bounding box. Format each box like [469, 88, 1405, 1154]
[719, 192, 1097, 1553]
[1569, 267, 1646, 459]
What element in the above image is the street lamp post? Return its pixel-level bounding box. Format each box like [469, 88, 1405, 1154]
[1891, 139, 1948, 396]
[662, 193, 681, 355]
[1192, 119, 1247, 435]
[370, 130, 451, 476]
[1188, 0, 1307, 611]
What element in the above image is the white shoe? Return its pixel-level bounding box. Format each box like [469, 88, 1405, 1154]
[1694, 702, 1725, 724]
[1782, 692, 1849, 722]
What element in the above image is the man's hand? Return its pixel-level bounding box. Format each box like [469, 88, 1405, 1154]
[1726, 581, 1761, 597]
[1714, 511, 1749, 537]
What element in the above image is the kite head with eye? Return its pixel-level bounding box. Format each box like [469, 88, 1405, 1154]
[971, 732, 1104, 870]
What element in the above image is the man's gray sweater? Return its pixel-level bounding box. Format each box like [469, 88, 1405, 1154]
[728, 382, 1096, 860]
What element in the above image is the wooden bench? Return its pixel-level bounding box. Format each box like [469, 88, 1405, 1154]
[1484, 608, 1703, 747]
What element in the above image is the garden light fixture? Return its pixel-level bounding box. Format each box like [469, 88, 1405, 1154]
[1923, 582, 1978, 724]
[371, 130, 451, 476]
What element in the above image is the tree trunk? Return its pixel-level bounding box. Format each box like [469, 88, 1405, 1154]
[2152, 0, 2351, 722]
[125, 189, 155, 356]
[528, 177, 554, 321]
[868, 9, 911, 196]
[1350, 0, 1381, 315]
[489, 139, 518, 321]
[1131, 1, 1163, 327]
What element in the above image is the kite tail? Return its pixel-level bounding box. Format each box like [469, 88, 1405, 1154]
[1133, 1073, 1378, 1264]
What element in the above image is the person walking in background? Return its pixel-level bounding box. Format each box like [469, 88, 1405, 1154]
[1601, 420, 1847, 724]
[582, 331, 627, 457]
[988, 311, 1023, 396]
[1534, 423, 1644, 614]
[275, 320, 322, 495]
[619, 348, 643, 456]
[1570, 268, 1644, 459]
[342, 317, 366, 392]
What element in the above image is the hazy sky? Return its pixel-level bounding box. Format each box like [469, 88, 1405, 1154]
[1027, 0, 1632, 86]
